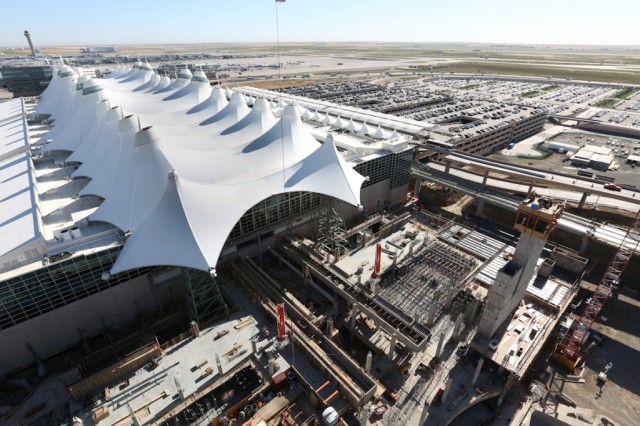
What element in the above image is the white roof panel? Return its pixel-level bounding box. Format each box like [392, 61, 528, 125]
[0, 152, 42, 260]
[0, 99, 29, 161]
[35, 69, 366, 276]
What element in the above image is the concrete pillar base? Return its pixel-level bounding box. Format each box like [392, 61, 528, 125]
[579, 237, 589, 253]
[578, 192, 589, 209]
[471, 357, 485, 385]
[476, 198, 486, 217]
[388, 333, 397, 360]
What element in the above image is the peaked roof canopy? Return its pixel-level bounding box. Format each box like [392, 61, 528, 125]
[37, 66, 365, 276]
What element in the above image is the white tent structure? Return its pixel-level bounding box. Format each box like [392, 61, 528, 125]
[38, 67, 366, 276]
[372, 125, 388, 139]
[359, 121, 372, 135]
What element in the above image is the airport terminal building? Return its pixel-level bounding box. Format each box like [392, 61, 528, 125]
[0, 63, 423, 374]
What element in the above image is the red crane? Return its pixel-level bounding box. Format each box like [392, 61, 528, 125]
[557, 209, 640, 364]
[371, 243, 382, 279]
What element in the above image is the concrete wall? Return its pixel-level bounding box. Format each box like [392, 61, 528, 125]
[0, 273, 185, 374]
[551, 249, 588, 274]
[479, 232, 546, 338]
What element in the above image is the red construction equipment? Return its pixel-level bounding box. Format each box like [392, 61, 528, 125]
[277, 303, 287, 341]
[556, 209, 640, 368]
[371, 243, 382, 279]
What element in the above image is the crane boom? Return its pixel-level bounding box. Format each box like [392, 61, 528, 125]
[560, 209, 640, 360]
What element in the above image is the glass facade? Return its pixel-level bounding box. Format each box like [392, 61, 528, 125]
[0, 247, 152, 330]
[354, 149, 413, 190]
[227, 191, 324, 241]
[0, 149, 414, 331]
[0, 65, 53, 97]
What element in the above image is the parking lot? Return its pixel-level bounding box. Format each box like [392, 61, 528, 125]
[492, 130, 640, 187]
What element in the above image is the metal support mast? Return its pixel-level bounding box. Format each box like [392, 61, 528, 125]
[317, 197, 348, 261]
[184, 269, 227, 324]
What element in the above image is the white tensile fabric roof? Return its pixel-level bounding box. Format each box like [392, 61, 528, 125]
[38, 65, 365, 275]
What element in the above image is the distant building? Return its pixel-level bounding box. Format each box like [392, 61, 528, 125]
[546, 140, 580, 153]
[0, 61, 52, 97]
[570, 145, 614, 170]
[83, 46, 117, 53]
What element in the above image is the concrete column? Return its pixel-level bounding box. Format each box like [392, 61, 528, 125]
[351, 303, 359, 331]
[440, 374, 454, 405]
[453, 314, 464, 341]
[579, 236, 590, 253]
[497, 381, 512, 407]
[268, 358, 275, 375]
[427, 303, 438, 326]
[327, 318, 334, 337]
[436, 331, 447, 358]
[365, 351, 373, 374]
[475, 198, 486, 216]
[388, 333, 397, 360]
[445, 160, 452, 174]
[471, 357, 484, 386]
[445, 285, 456, 309]
[127, 403, 142, 426]
[466, 298, 480, 323]
[360, 404, 370, 426]
[418, 399, 430, 425]
[216, 353, 223, 376]
[190, 320, 200, 338]
[578, 192, 589, 209]
[526, 183, 534, 198]
[482, 170, 489, 186]
[414, 178, 422, 198]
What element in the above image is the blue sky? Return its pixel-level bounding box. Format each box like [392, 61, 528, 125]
[1, 0, 638, 47]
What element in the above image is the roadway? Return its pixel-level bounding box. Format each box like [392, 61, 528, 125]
[443, 151, 640, 207]
[411, 162, 639, 251]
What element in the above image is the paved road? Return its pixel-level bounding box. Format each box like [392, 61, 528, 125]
[412, 163, 640, 251]
[444, 152, 640, 208]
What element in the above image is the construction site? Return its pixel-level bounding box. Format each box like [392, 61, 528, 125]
[5, 188, 607, 426]
[2, 58, 640, 426]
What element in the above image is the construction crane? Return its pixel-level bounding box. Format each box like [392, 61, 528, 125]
[555, 209, 640, 369]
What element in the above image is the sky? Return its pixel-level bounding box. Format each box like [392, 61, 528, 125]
[1, 0, 639, 47]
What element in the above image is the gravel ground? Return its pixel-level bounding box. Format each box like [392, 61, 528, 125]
[559, 282, 640, 425]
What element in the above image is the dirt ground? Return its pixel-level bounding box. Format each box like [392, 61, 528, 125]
[555, 282, 640, 426]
